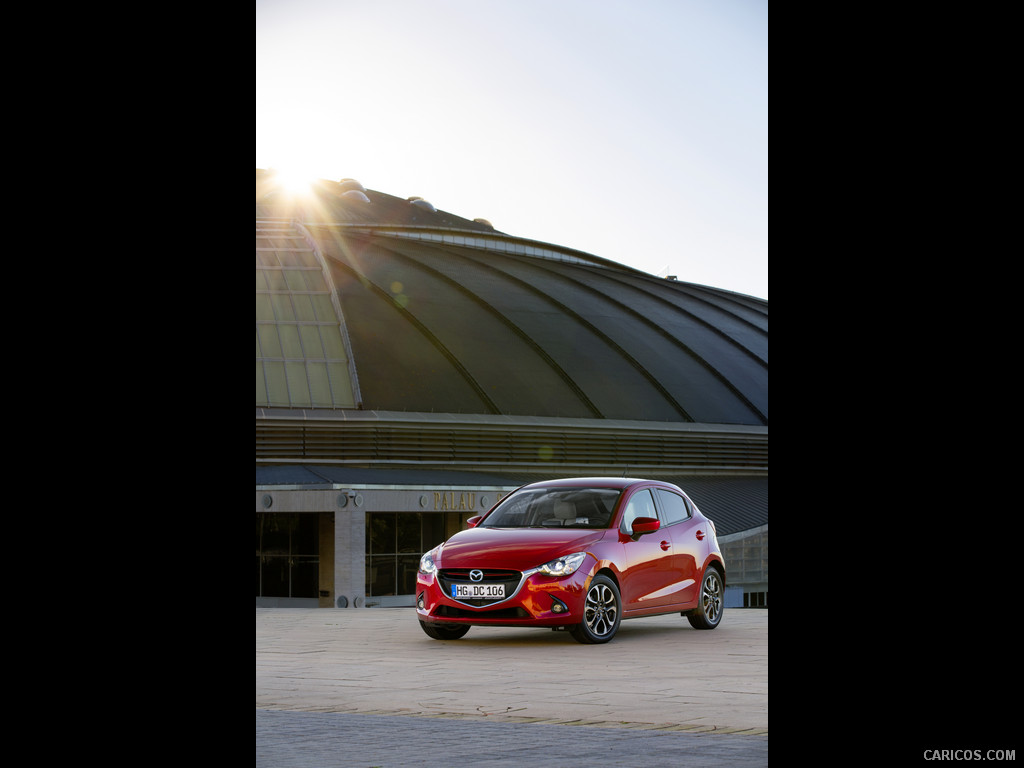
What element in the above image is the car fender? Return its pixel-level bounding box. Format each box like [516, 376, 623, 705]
[587, 554, 623, 590]
[701, 553, 726, 584]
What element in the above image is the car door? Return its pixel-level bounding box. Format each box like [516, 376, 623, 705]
[653, 488, 707, 606]
[617, 487, 686, 610]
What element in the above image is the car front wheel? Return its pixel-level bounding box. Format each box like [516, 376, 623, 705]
[419, 621, 470, 640]
[570, 575, 621, 644]
[687, 567, 724, 629]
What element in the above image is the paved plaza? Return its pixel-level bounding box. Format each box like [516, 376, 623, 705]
[256, 606, 768, 766]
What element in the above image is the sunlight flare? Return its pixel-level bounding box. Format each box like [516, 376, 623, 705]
[272, 165, 320, 197]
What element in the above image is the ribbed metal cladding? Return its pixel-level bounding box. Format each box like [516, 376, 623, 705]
[254, 418, 767, 471]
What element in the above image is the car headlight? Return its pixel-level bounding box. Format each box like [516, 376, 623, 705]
[419, 548, 439, 575]
[537, 552, 587, 577]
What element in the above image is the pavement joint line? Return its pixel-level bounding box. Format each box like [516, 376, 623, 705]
[256, 706, 768, 736]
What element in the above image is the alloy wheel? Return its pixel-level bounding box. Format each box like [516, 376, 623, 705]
[702, 570, 722, 625]
[584, 582, 619, 638]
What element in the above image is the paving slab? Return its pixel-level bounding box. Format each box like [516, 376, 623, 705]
[256, 710, 768, 768]
[257, 606, 768, 766]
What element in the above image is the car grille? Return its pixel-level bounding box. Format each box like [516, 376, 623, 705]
[438, 568, 523, 607]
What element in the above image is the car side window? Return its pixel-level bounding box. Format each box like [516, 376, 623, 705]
[620, 489, 657, 533]
[655, 489, 691, 526]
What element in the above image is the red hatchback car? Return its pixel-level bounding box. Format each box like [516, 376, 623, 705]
[416, 477, 725, 644]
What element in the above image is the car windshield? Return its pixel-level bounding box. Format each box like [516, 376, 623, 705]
[481, 487, 622, 529]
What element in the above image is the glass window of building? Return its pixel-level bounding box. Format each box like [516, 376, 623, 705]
[366, 512, 448, 598]
[256, 513, 320, 599]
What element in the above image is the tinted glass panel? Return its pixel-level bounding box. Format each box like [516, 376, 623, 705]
[367, 512, 453, 597]
[397, 513, 422, 552]
[291, 515, 319, 554]
[261, 557, 289, 597]
[620, 489, 657, 532]
[368, 513, 396, 554]
[257, 324, 282, 356]
[261, 515, 291, 554]
[368, 555, 396, 596]
[398, 554, 420, 594]
[482, 487, 621, 528]
[291, 557, 320, 597]
[655, 489, 691, 526]
[422, 513, 446, 550]
[256, 513, 321, 598]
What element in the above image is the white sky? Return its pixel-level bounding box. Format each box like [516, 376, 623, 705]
[256, 0, 768, 300]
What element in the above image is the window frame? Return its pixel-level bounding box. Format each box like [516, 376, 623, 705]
[653, 488, 693, 527]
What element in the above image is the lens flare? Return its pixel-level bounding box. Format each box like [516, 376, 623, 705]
[272, 165, 320, 196]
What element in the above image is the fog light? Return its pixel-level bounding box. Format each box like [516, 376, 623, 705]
[417, 593, 425, 610]
[551, 597, 567, 613]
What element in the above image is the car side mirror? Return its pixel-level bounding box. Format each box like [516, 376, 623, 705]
[631, 516, 660, 535]
[466, 515, 483, 528]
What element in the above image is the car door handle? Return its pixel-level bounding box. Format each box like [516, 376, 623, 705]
[695, 530, 705, 541]
[660, 540, 670, 551]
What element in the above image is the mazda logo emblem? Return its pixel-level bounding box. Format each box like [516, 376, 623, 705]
[470, 569, 484, 582]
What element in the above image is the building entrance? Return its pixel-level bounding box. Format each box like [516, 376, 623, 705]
[365, 510, 468, 605]
[256, 512, 319, 603]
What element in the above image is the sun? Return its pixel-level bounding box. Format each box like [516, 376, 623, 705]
[270, 163, 321, 196]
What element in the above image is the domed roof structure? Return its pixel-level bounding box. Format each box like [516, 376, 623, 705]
[256, 170, 767, 425]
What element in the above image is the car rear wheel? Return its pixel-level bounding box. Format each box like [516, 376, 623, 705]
[570, 575, 621, 644]
[419, 621, 470, 640]
[687, 567, 724, 629]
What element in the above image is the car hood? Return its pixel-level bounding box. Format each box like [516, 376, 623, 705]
[438, 527, 607, 571]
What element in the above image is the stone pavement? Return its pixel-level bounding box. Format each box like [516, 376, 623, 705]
[256, 607, 768, 766]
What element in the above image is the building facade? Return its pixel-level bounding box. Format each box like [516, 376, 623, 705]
[255, 171, 768, 609]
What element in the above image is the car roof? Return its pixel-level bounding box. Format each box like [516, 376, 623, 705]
[522, 477, 680, 492]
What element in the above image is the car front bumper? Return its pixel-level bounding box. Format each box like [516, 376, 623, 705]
[416, 562, 595, 628]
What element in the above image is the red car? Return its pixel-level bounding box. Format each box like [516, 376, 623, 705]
[416, 477, 726, 644]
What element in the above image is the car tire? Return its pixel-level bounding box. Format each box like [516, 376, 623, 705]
[569, 575, 622, 644]
[686, 567, 724, 630]
[419, 621, 470, 640]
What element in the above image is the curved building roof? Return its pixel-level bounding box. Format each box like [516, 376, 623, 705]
[256, 170, 768, 426]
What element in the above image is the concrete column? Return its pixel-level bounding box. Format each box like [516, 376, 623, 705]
[334, 506, 366, 607]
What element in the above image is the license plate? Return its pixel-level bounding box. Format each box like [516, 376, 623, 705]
[453, 583, 505, 599]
